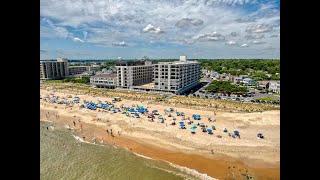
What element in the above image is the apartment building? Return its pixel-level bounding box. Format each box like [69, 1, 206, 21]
[115, 60, 153, 88]
[40, 58, 69, 80]
[153, 56, 201, 94]
[68, 66, 88, 76]
[90, 73, 117, 89]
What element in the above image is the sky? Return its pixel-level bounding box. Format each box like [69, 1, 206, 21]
[40, 0, 280, 59]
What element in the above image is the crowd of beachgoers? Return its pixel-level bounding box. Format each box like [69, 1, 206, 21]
[41, 93, 266, 140]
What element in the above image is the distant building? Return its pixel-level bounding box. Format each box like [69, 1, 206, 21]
[269, 81, 280, 93]
[68, 66, 88, 76]
[153, 56, 201, 94]
[68, 64, 101, 76]
[242, 77, 255, 86]
[257, 81, 270, 90]
[115, 60, 153, 88]
[234, 77, 243, 84]
[88, 64, 100, 72]
[90, 73, 117, 89]
[40, 58, 69, 80]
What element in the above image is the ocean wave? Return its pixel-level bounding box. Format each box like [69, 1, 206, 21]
[165, 161, 217, 180]
[132, 152, 216, 180]
[71, 134, 105, 147]
[133, 152, 153, 160]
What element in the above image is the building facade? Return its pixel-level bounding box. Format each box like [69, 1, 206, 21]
[68, 66, 88, 76]
[115, 60, 153, 88]
[40, 58, 69, 80]
[90, 73, 117, 89]
[269, 81, 280, 93]
[153, 56, 201, 94]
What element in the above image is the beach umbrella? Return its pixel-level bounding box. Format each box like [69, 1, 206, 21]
[190, 124, 197, 129]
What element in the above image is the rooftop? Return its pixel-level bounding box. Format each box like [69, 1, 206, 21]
[157, 60, 199, 65]
[92, 73, 117, 78]
[116, 60, 152, 66]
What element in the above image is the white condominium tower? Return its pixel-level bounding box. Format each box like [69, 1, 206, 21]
[115, 60, 153, 88]
[153, 56, 201, 94]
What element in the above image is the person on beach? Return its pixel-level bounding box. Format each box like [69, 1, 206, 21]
[73, 121, 76, 127]
[106, 129, 109, 134]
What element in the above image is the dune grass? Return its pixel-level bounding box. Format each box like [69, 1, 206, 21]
[41, 82, 279, 112]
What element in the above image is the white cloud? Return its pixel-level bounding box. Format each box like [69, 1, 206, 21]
[73, 37, 84, 43]
[175, 18, 204, 28]
[240, 43, 249, 47]
[112, 41, 128, 47]
[252, 40, 266, 44]
[142, 24, 164, 34]
[246, 24, 273, 33]
[225, 40, 237, 46]
[193, 32, 225, 42]
[245, 34, 265, 40]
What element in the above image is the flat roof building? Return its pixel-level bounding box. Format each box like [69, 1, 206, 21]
[90, 73, 117, 89]
[115, 60, 153, 88]
[40, 58, 69, 80]
[153, 57, 201, 94]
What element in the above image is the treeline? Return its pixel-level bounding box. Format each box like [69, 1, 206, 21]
[62, 77, 90, 84]
[99, 61, 116, 70]
[206, 80, 248, 94]
[199, 59, 280, 80]
[94, 59, 280, 81]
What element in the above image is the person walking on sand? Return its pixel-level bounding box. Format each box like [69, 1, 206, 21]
[73, 121, 76, 127]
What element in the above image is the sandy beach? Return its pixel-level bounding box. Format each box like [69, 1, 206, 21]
[40, 86, 280, 179]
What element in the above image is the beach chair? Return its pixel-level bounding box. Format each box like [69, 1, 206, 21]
[223, 128, 228, 133]
[257, 133, 264, 139]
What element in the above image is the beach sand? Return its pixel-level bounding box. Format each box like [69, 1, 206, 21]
[40, 88, 280, 179]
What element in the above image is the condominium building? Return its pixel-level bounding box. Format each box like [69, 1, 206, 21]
[115, 60, 153, 88]
[90, 73, 117, 89]
[153, 56, 201, 94]
[68, 66, 88, 76]
[40, 58, 69, 80]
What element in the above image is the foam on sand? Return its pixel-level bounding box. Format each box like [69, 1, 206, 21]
[132, 152, 216, 180]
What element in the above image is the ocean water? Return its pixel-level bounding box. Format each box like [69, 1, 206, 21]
[40, 122, 201, 180]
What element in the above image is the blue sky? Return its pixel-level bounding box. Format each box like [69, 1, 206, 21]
[40, 0, 280, 59]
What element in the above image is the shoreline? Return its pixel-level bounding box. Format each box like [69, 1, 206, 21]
[40, 87, 279, 179]
[40, 108, 279, 179]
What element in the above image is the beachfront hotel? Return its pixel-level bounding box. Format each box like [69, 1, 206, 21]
[153, 56, 201, 94]
[40, 58, 69, 80]
[115, 60, 153, 88]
